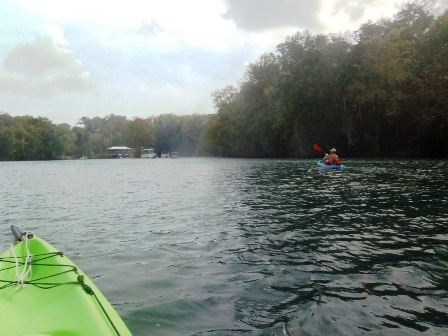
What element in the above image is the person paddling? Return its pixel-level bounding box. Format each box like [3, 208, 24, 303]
[324, 148, 342, 165]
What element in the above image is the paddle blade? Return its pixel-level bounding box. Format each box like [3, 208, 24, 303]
[313, 144, 323, 152]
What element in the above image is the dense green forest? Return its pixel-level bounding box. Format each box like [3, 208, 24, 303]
[207, 2, 448, 158]
[0, 113, 211, 160]
[0, 1, 447, 160]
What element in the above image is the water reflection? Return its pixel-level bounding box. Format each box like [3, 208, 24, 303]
[0, 159, 447, 335]
[230, 160, 448, 335]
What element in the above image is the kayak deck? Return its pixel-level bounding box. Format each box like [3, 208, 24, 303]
[0, 230, 132, 336]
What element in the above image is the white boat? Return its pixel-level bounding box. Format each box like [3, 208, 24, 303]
[141, 148, 157, 159]
[170, 152, 179, 159]
[160, 151, 169, 158]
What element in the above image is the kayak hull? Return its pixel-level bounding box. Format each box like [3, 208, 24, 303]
[0, 232, 132, 336]
[317, 160, 346, 170]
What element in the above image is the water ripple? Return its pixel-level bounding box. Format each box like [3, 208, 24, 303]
[0, 158, 447, 335]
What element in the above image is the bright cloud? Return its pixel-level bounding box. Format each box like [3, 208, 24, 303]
[0, 0, 446, 125]
[0, 27, 93, 98]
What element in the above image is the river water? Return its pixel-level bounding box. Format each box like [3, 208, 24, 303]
[0, 158, 447, 335]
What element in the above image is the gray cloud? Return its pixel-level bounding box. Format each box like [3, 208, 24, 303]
[223, 0, 323, 31]
[138, 20, 164, 36]
[331, 0, 366, 21]
[0, 35, 93, 98]
[223, 0, 447, 34]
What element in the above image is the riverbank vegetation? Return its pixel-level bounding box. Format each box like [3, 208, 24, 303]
[0, 1, 446, 160]
[207, 1, 448, 158]
[0, 113, 210, 160]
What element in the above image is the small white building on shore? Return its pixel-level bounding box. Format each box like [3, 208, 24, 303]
[108, 146, 131, 158]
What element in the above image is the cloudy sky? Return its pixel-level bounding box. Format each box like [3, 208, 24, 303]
[1, 0, 447, 126]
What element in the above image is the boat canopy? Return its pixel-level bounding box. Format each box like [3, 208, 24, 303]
[108, 146, 131, 150]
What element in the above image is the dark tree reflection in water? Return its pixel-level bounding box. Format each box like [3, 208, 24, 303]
[0, 158, 447, 335]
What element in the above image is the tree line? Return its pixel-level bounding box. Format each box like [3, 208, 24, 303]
[0, 1, 447, 161]
[206, 1, 448, 158]
[0, 113, 211, 160]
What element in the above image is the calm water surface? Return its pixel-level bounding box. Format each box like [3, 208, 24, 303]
[1, 158, 447, 335]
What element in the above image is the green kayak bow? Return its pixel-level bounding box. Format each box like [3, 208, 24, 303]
[0, 226, 132, 336]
